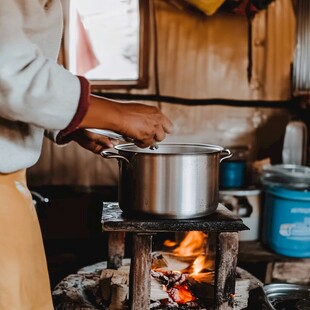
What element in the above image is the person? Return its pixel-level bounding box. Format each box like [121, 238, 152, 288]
[0, 1, 173, 309]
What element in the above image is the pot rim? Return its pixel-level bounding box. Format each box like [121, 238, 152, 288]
[115, 142, 225, 155]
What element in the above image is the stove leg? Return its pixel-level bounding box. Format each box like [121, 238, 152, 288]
[107, 232, 126, 269]
[129, 233, 153, 310]
[214, 232, 239, 310]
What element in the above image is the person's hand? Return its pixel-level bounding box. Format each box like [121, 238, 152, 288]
[79, 96, 174, 148]
[115, 103, 173, 148]
[69, 129, 119, 154]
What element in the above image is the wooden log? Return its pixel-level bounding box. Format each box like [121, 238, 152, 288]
[153, 251, 193, 272]
[100, 265, 130, 305]
[214, 232, 239, 310]
[234, 279, 250, 310]
[189, 272, 215, 284]
[188, 272, 215, 304]
[205, 232, 217, 271]
[100, 263, 170, 308]
[129, 233, 153, 310]
[52, 273, 102, 310]
[109, 284, 128, 310]
[54, 258, 253, 310]
[100, 269, 116, 302]
[108, 232, 126, 269]
[189, 272, 250, 310]
[151, 252, 168, 269]
[150, 277, 170, 301]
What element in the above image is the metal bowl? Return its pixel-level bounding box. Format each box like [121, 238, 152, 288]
[264, 283, 310, 310]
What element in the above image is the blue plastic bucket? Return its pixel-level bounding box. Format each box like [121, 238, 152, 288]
[220, 161, 246, 189]
[262, 186, 310, 258]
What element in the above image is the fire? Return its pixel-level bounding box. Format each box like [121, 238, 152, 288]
[192, 255, 207, 274]
[153, 231, 214, 308]
[164, 231, 207, 258]
[162, 271, 196, 304]
[171, 284, 196, 304]
[163, 239, 177, 247]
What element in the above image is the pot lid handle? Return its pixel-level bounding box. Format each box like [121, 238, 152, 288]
[100, 151, 130, 164]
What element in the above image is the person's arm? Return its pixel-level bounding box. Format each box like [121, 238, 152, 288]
[53, 77, 173, 151]
[0, 1, 82, 131]
[1, 1, 172, 151]
[55, 93, 173, 151]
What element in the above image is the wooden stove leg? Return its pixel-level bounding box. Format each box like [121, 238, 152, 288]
[214, 232, 239, 310]
[107, 232, 126, 269]
[129, 233, 153, 310]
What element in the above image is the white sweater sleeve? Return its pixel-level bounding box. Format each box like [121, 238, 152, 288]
[0, 0, 81, 131]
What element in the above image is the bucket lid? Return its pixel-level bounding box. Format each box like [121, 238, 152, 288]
[262, 164, 310, 190]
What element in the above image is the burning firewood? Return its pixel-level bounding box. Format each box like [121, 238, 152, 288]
[151, 250, 215, 309]
[189, 272, 214, 285]
[150, 296, 179, 309]
[151, 270, 169, 285]
[151, 269, 203, 307]
[164, 271, 189, 288]
[187, 273, 215, 305]
[150, 277, 170, 301]
[152, 251, 192, 272]
[183, 301, 202, 308]
[151, 252, 168, 269]
[149, 300, 162, 309]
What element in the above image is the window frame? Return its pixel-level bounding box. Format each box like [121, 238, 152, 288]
[63, 0, 150, 93]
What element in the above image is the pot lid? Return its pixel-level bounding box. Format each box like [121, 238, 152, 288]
[262, 164, 310, 189]
[115, 143, 224, 155]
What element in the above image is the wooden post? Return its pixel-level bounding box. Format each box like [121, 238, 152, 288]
[129, 233, 153, 310]
[108, 232, 126, 269]
[214, 232, 239, 310]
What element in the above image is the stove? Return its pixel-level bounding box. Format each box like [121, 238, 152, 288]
[101, 202, 248, 310]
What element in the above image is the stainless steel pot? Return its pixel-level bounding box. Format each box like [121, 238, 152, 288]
[101, 143, 232, 219]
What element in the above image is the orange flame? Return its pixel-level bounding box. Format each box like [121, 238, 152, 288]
[191, 255, 208, 274]
[158, 231, 214, 305]
[174, 285, 196, 304]
[172, 231, 206, 257]
[163, 239, 177, 247]
[164, 231, 213, 273]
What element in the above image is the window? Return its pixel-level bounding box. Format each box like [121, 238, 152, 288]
[64, 0, 149, 91]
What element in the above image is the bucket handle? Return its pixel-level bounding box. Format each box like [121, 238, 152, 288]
[100, 151, 130, 165]
[220, 148, 233, 163]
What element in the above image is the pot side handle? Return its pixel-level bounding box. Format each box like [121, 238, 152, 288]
[220, 148, 233, 163]
[100, 151, 130, 164]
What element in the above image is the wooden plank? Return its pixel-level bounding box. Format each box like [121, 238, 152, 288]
[272, 261, 310, 285]
[102, 203, 247, 233]
[129, 233, 153, 310]
[107, 232, 126, 269]
[214, 232, 239, 310]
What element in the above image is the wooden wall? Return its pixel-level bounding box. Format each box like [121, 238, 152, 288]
[28, 0, 295, 186]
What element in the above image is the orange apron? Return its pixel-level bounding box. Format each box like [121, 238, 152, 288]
[0, 170, 53, 310]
